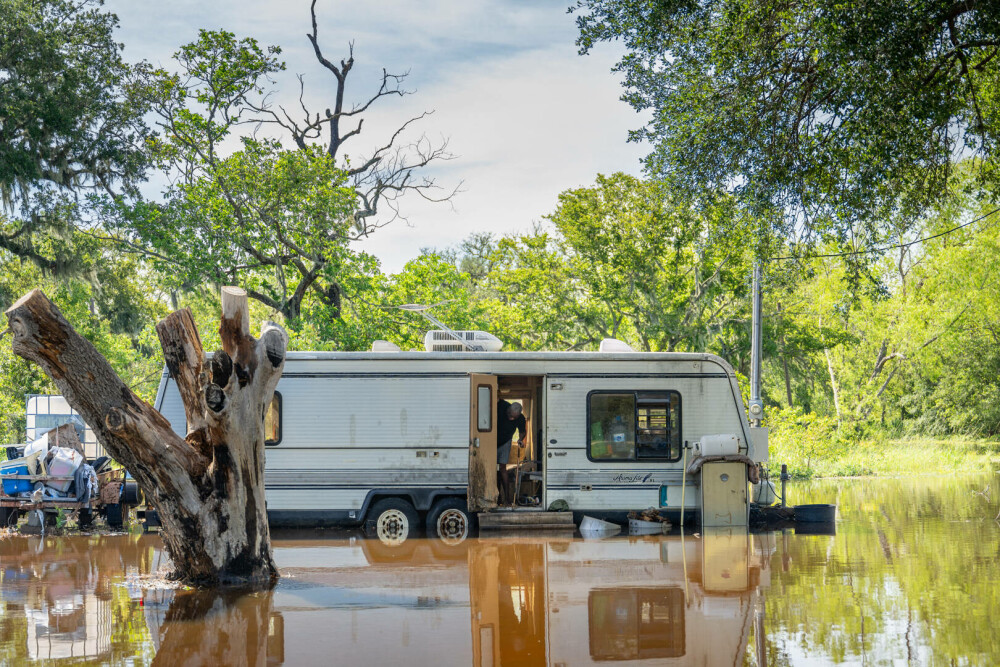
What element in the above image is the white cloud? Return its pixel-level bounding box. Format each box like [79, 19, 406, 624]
[105, 0, 648, 272]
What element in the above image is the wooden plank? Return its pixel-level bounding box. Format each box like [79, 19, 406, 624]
[477, 511, 575, 528]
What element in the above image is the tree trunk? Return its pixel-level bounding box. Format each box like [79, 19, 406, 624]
[824, 347, 842, 426]
[778, 302, 793, 407]
[5, 286, 286, 588]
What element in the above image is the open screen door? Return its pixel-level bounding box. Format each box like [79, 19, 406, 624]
[469, 373, 499, 511]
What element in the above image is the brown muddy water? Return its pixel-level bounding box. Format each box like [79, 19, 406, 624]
[1, 474, 999, 666]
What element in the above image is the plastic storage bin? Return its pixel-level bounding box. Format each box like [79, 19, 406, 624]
[46, 447, 83, 493]
[1, 459, 32, 495]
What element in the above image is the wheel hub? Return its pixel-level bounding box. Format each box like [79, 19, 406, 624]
[376, 509, 410, 546]
[437, 508, 469, 545]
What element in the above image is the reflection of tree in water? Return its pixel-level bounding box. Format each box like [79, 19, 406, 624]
[762, 476, 1000, 665]
[0, 534, 281, 666]
[151, 590, 278, 667]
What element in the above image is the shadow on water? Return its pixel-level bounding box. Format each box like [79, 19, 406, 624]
[4, 474, 1000, 665]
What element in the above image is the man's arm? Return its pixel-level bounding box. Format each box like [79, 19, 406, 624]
[517, 416, 528, 445]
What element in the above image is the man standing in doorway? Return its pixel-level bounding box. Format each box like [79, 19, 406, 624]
[497, 399, 527, 506]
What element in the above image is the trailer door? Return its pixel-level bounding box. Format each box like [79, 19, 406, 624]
[469, 374, 499, 511]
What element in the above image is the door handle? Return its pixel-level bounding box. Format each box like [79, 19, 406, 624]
[472, 438, 480, 448]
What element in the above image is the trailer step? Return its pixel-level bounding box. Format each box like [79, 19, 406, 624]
[477, 511, 575, 530]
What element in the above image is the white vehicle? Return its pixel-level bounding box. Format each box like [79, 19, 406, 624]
[153, 335, 764, 537]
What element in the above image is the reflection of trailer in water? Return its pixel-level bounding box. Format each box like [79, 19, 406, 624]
[267, 531, 772, 666]
[0, 534, 164, 663]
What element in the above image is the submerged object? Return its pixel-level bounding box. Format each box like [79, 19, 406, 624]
[794, 503, 837, 523]
[628, 518, 669, 534]
[580, 515, 620, 536]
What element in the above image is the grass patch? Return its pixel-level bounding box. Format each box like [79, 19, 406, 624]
[767, 407, 1000, 478]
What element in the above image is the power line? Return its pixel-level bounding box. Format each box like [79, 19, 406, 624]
[770, 206, 1000, 261]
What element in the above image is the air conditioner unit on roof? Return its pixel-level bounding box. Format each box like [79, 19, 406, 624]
[424, 330, 504, 352]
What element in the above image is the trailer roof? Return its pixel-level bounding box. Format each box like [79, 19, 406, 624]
[282, 350, 736, 372]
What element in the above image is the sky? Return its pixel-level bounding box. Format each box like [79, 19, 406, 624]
[103, 0, 648, 273]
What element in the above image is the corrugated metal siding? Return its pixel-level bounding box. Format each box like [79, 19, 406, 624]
[158, 378, 187, 435]
[275, 376, 469, 449]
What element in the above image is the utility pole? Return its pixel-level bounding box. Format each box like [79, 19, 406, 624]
[749, 262, 764, 427]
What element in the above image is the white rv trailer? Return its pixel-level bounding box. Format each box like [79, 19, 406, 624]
[153, 348, 763, 535]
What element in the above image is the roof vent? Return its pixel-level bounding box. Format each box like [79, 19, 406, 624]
[424, 330, 504, 353]
[599, 338, 634, 353]
[371, 340, 401, 352]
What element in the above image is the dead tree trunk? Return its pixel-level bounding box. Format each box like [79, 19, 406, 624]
[5, 286, 286, 588]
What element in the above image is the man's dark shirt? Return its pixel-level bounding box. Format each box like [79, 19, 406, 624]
[497, 399, 527, 445]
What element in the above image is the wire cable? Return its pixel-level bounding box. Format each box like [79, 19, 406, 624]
[770, 206, 1000, 261]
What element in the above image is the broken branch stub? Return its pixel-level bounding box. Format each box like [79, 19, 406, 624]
[5, 287, 287, 588]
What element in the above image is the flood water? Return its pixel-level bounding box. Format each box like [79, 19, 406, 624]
[1, 474, 999, 665]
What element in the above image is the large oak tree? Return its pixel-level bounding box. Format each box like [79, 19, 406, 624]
[0, 0, 148, 271]
[573, 0, 1000, 249]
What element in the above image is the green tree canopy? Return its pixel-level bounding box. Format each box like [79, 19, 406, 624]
[0, 0, 148, 269]
[573, 0, 1000, 247]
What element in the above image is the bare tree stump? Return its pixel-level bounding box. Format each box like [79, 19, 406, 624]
[5, 287, 286, 588]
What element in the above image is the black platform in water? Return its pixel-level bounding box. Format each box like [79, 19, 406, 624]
[794, 503, 837, 522]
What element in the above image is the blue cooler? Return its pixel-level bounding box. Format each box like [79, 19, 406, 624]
[1, 458, 32, 495]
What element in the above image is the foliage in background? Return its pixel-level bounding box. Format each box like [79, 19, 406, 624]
[573, 0, 1000, 254]
[2, 3, 1000, 474]
[0, 0, 149, 272]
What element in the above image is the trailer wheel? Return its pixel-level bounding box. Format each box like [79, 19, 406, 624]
[368, 498, 419, 546]
[426, 498, 475, 544]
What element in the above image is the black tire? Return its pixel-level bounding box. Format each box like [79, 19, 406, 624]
[143, 509, 161, 532]
[121, 481, 143, 506]
[366, 498, 419, 546]
[105, 503, 123, 529]
[426, 497, 476, 544]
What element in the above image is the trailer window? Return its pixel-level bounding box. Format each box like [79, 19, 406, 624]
[589, 393, 636, 459]
[264, 392, 282, 446]
[636, 393, 681, 460]
[476, 385, 492, 431]
[588, 391, 681, 461]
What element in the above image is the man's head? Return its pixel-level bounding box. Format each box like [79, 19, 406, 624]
[508, 402, 523, 419]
